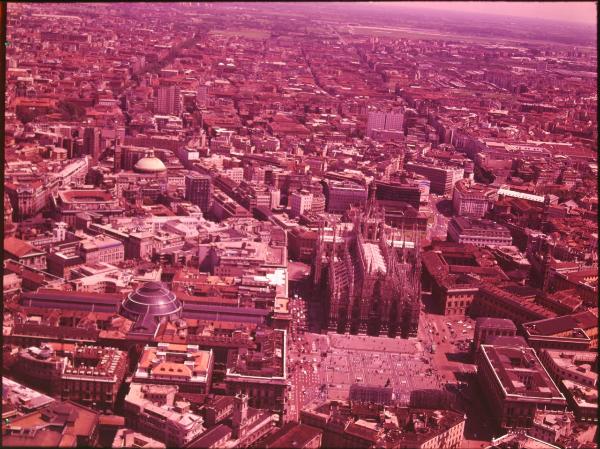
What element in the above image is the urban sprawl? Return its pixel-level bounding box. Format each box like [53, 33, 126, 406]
[2, 3, 598, 449]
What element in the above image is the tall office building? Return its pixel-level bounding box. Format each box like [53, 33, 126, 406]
[405, 162, 464, 195]
[452, 179, 497, 217]
[83, 127, 102, 162]
[155, 83, 182, 116]
[114, 141, 122, 172]
[366, 110, 404, 138]
[289, 191, 313, 218]
[185, 173, 213, 214]
[197, 82, 210, 108]
[324, 180, 368, 214]
[375, 180, 421, 209]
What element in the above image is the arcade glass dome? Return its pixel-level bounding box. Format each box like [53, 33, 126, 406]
[133, 156, 167, 174]
[119, 281, 182, 332]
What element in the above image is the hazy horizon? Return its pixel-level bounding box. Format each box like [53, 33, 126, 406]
[371, 1, 597, 25]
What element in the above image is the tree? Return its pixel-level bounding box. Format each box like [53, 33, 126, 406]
[58, 101, 85, 121]
[16, 108, 37, 124]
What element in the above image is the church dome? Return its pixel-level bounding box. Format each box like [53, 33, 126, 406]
[119, 281, 182, 333]
[133, 156, 167, 174]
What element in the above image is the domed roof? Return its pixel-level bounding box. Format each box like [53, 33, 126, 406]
[119, 282, 182, 332]
[134, 156, 167, 174]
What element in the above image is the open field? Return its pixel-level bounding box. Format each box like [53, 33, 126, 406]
[343, 25, 596, 49]
[209, 29, 270, 39]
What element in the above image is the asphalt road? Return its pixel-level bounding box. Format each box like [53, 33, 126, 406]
[286, 295, 327, 422]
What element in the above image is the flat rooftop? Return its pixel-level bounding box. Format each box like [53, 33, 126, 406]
[476, 317, 517, 330]
[481, 345, 565, 401]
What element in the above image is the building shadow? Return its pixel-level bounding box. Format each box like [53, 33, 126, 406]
[435, 199, 453, 217]
[461, 374, 498, 441]
[420, 291, 440, 314]
[445, 351, 473, 364]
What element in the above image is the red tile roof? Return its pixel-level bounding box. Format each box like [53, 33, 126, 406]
[4, 237, 42, 258]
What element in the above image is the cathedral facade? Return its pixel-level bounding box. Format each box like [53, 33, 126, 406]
[314, 203, 421, 338]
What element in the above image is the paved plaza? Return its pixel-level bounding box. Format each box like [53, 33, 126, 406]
[324, 333, 441, 404]
[289, 294, 479, 419]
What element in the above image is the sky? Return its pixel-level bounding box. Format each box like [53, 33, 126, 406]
[383, 2, 597, 25]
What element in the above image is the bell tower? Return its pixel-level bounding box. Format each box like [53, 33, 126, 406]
[232, 392, 249, 439]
